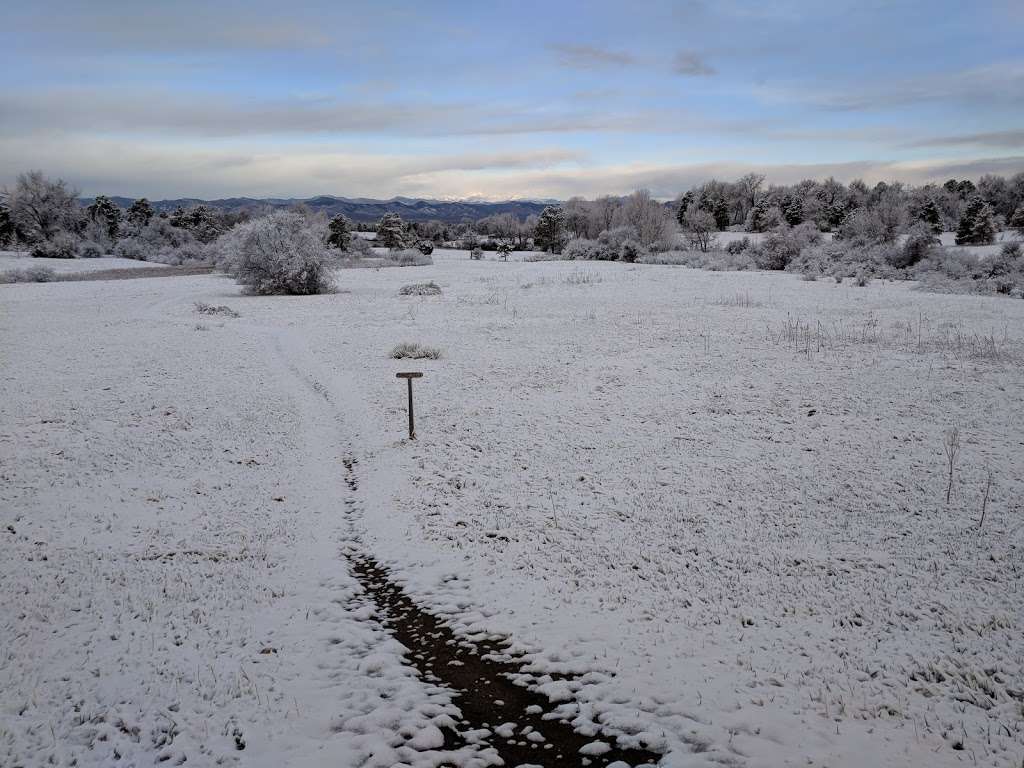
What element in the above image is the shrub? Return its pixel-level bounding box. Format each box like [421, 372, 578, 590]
[470, 247, 483, 260]
[219, 212, 335, 295]
[619, 238, 645, 263]
[347, 237, 372, 258]
[725, 237, 751, 255]
[836, 208, 892, 246]
[417, 241, 434, 255]
[751, 223, 821, 270]
[390, 342, 442, 360]
[79, 241, 105, 258]
[114, 218, 200, 263]
[398, 281, 442, 296]
[0, 265, 56, 283]
[563, 238, 605, 261]
[895, 223, 940, 268]
[31, 231, 79, 259]
[383, 248, 432, 267]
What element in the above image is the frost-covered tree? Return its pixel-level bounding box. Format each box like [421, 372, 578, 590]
[6, 170, 80, 244]
[219, 212, 334, 295]
[533, 205, 566, 253]
[915, 198, 943, 234]
[955, 195, 996, 245]
[127, 198, 154, 229]
[376, 212, 406, 249]
[327, 213, 352, 250]
[746, 198, 771, 232]
[170, 205, 223, 243]
[615, 189, 671, 246]
[680, 207, 717, 252]
[781, 194, 804, 226]
[0, 197, 13, 247]
[86, 195, 122, 241]
[1010, 204, 1024, 238]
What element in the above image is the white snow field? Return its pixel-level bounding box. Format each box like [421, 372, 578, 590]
[0, 251, 166, 274]
[2, 252, 1022, 767]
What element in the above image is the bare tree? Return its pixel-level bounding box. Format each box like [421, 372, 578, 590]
[6, 170, 80, 243]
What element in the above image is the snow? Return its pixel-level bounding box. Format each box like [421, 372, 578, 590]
[2, 251, 1022, 767]
[0, 251, 166, 273]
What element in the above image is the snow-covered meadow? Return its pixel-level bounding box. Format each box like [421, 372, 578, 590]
[2, 251, 1022, 767]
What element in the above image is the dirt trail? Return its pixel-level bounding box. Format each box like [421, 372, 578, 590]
[341, 458, 663, 768]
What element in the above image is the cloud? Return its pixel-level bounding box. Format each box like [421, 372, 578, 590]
[763, 62, 1024, 111]
[903, 129, 1024, 150]
[673, 50, 715, 76]
[548, 44, 636, 69]
[2, 133, 1019, 201]
[0, 86, 760, 139]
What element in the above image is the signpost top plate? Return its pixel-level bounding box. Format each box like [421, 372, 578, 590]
[396, 372, 423, 379]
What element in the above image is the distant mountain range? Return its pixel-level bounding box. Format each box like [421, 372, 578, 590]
[82, 195, 557, 223]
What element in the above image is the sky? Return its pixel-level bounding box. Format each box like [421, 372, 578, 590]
[1, 0, 1022, 201]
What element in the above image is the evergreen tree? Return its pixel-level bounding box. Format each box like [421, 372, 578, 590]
[748, 198, 771, 232]
[917, 198, 943, 234]
[533, 205, 566, 253]
[1010, 203, 1024, 238]
[781, 194, 804, 226]
[376, 212, 406, 249]
[0, 199, 13, 246]
[86, 195, 123, 240]
[675, 191, 695, 226]
[327, 213, 352, 250]
[955, 195, 996, 245]
[127, 198, 154, 229]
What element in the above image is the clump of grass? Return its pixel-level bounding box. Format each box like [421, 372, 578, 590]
[194, 302, 240, 317]
[562, 270, 602, 285]
[711, 291, 763, 308]
[390, 342, 442, 360]
[398, 281, 442, 296]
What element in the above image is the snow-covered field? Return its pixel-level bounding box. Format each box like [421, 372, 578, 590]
[2, 251, 1022, 767]
[0, 251, 167, 273]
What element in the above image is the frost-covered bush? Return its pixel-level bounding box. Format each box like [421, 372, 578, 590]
[390, 342, 442, 359]
[470, 247, 483, 260]
[725, 236, 752, 255]
[787, 241, 900, 281]
[79, 241, 105, 258]
[346, 236, 372, 259]
[398, 281, 442, 296]
[835, 208, 893, 246]
[619, 238, 645, 263]
[218, 212, 335, 295]
[638, 249, 756, 271]
[382, 248, 432, 267]
[562, 238, 607, 261]
[417, 241, 434, 255]
[750, 223, 821, 270]
[895, 223, 940, 268]
[0, 265, 57, 283]
[31, 231, 80, 259]
[114, 218, 201, 263]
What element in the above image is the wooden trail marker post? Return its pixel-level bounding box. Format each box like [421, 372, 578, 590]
[396, 372, 423, 439]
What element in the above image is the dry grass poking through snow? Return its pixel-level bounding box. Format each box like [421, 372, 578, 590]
[390, 342, 443, 359]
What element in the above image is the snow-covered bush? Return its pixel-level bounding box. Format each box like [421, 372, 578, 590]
[895, 223, 940, 268]
[725, 236, 752, 255]
[750, 223, 821, 270]
[470, 247, 483, 260]
[79, 241, 105, 258]
[398, 281, 442, 296]
[31, 231, 80, 259]
[346, 236, 372, 259]
[114, 218, 201, 263]
[562, 238, 607, 261]
[218, 212, 335, 295]
[417, 241, 434, 255]
[390, 342, 442, 359]
[382, 248, 432, 267]
[0, 265, 57, 283]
